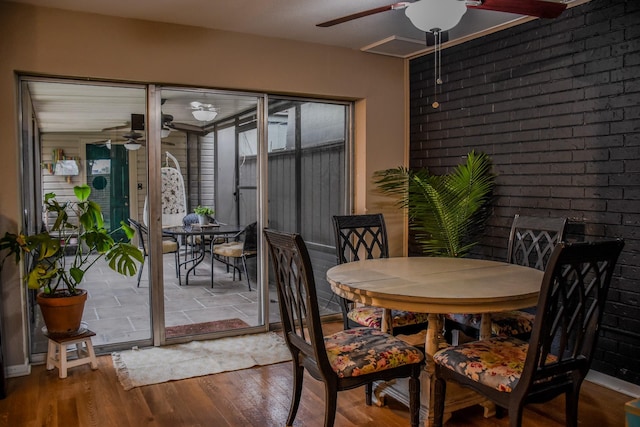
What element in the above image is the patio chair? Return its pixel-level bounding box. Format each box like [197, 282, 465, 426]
[128, 218, 179, 287]
[333, 214, 430, 334]
[432, 239, 624, 427]
[211, 222, 257, 291]
[264, 229, 424, 427]
[445, 214, 567, 340]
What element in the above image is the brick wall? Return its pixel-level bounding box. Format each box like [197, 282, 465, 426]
[409, 0, 640, 384]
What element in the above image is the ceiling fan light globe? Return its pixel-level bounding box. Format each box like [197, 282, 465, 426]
[405, 0, 467, 33]
[161, 127, 171, 138]
[124, 142, 142, 151]
[192, 109, 218, 122]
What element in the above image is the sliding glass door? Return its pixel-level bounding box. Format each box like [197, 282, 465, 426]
[19, 76, 350, 358]
[158, 88, 263, 340]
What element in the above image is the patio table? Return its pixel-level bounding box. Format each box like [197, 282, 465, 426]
[163, 224, 242, 286]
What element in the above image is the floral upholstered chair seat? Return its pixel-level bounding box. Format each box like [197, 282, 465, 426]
[348, 306, 430, 330]
[433, 336, 556, 392]
[444, 310, 535, 337]
[325, 327, 424, 378]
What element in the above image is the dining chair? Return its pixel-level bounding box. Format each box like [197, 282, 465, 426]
[211, 222, 257, 290]
[332, 214, 430, 334]
[445, 214, 567, 340]
[264, 228, 424, 427]
[432, 239, 624, 427]
[128, 219, 179, 287]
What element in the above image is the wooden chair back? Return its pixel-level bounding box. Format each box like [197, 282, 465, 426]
[507, 214, 567, 270]
[333, 214, 389, 264]
[263, 229, 330, 374]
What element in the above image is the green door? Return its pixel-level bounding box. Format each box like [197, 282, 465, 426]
[86, 144, 130, 241]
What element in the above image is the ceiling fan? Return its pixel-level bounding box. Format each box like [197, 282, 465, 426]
[318, 0, 567, 110]
[137, 101, 219, 137]
[317, 0, 568, 31]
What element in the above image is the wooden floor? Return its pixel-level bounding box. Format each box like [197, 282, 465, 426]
[0, 322, 631, 427]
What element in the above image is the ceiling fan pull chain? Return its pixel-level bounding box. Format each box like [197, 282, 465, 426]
[437, 30, 443, 85]
[432, 29, 441, 109]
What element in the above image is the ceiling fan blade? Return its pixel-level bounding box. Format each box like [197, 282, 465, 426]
[101, 123, 130, 132]
[169, 122, 211, 136]
[317, 2, 409, 27]
[122, 130, 144, 140]
[467, 0, 567, 19]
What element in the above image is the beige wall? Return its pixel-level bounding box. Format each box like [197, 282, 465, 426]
[0, 2, 408, 370]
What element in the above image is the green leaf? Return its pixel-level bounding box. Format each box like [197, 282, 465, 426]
[73, 185, 91, 202]
[105, 243, 144, 276]
[69, 267, 84, 284]
[374, 151, 495, 258]
[120, 221, 135, 240]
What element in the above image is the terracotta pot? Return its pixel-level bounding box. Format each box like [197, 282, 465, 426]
[36, 289, 88, 336]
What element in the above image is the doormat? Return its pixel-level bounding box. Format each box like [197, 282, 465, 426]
[165, 318, 249, 338]
[111, 332, 291, 390]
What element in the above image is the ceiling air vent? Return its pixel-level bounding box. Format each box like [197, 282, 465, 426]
[361, 35, 428, 58]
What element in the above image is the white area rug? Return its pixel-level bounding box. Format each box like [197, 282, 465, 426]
[112, 332, 291, 390]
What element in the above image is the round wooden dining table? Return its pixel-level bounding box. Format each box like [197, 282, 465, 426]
[326, 256, 544, 426]
[327, 256, 543, 354]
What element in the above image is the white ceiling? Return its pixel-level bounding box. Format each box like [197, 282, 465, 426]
[11, 0, 535, 56]
[13, 0, 582, 135]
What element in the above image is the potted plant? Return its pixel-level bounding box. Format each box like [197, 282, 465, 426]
[373, 150, 495, 257]
[193, 206, 214, 226]
[0, 184, 143, 336]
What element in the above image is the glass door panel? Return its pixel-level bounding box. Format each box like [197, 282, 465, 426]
[159, 88, 262, 340]
[21, 78, 151, 355]
[266, 98, 350, 320]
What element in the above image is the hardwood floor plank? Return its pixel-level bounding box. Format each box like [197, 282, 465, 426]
[0, 323, 630, 427]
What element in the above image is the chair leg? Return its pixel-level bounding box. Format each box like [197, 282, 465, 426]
[565, 384, 581, 427]
[409, 366, 421, 427]
[323, 383, 338, 427]
[286, 362, 304, 427]
[508, 401, 525, 427]
[365, 382, 373, 405]
[241, 255, 252, 291]
[137, 256, 145, 287]
[174, 250, 179, 278]
[432, 373, 446, 427]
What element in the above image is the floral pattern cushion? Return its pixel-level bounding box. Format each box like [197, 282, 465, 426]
[433, 336, 556, 392]
[325, 327, 424, 378]
[348, 306, 430, 329]
[444, 310, 535, 337]
[491, 310, 535, 336]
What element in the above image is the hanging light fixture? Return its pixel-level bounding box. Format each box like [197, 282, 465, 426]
[404, 0, 467, 33]
[191, 102, 218, 122]
[124, 141, 142, 151]
[405, 0, 467, 109]
[161, 126, 172, 138]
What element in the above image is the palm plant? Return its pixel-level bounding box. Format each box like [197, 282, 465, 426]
[373, 151, 495, 257]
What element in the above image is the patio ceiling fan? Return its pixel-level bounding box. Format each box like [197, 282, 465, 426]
[156, 100, 218, 137]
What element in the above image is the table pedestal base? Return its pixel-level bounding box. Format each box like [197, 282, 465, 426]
[375, 367, 494, 426]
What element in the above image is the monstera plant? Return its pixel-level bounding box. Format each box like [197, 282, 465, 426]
[0, 184, 143, 335]
[373, 150, 496, 258]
